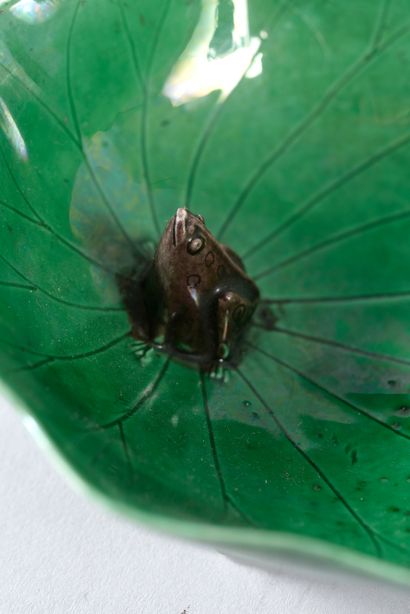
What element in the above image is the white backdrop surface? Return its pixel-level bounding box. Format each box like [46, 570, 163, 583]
[1, 394, 409, 614]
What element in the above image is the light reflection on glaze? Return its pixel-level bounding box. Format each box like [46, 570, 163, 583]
[9, 0, 58, 23]
[0, 97, 27, 160]
[163, 0, 265, 106]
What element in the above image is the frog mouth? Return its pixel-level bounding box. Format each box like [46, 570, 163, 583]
[172, 207, 188, 246]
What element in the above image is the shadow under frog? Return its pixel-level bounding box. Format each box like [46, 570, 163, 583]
[118, 207, 260, 373]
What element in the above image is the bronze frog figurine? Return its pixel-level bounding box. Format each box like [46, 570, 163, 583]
[120, 208, 260, 371]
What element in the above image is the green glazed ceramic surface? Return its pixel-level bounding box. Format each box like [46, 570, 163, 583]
[1, 0, 410, 582]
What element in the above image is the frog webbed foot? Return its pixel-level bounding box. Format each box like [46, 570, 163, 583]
[130, 340, 151, 360]
[209, 360, 230, 383]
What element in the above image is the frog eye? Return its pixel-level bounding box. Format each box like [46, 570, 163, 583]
[233, 304, 246, 323]
[196, 214, 205, 224]
[187, 236, 205, 255]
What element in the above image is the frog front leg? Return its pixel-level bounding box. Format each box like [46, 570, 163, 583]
[207, 293, 236, 381]
[212, 289, 256, 377]
[215, 292, 240, 362]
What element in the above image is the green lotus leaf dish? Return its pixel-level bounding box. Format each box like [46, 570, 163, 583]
[1, 0, 410, 584]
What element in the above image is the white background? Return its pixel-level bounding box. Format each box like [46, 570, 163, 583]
[1, 394, 410, 614]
